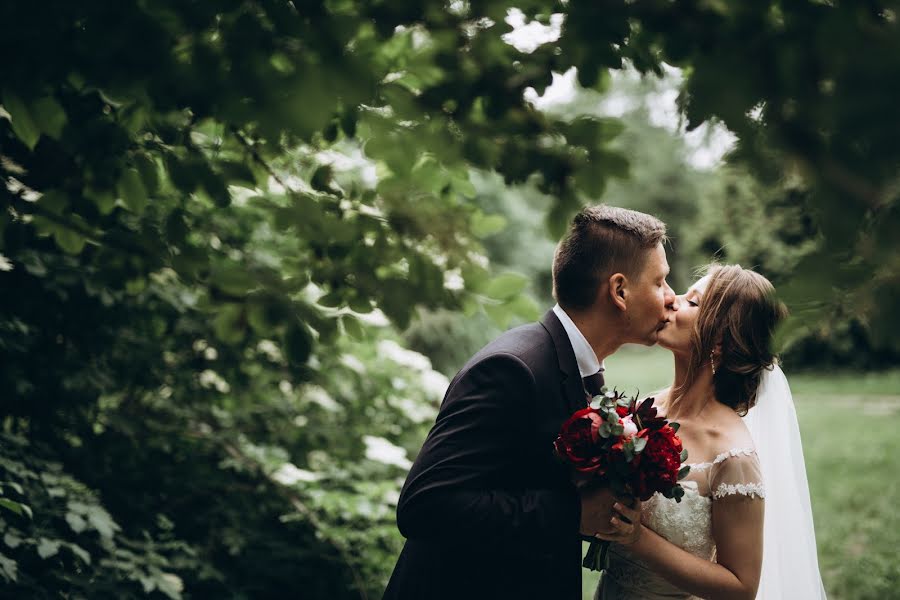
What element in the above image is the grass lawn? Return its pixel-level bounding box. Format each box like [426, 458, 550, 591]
[579, 346, 900, 600]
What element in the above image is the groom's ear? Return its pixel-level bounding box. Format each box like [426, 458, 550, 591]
[608, 273, 627, 312]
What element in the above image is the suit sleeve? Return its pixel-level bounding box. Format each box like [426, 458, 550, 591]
[395, 352, 580, 553]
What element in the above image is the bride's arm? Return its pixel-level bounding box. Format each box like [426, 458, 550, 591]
[603, 494, 763, 600]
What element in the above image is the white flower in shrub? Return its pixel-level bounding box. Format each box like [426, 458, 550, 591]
[363, 435, 412, 469]
[420, 369, 449, 400]
[377, 340, 432, 371]
[271, 463, 319, 486]
[198, 369, 230, 394]
[389, 396, 436, 424]
[340, 353, 366, 374]
[304, 385, 340, 412]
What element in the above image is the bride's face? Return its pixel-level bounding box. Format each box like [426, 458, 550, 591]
[657, 275, 710, 354]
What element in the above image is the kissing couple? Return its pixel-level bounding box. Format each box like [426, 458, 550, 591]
[384, 205, 826, 600]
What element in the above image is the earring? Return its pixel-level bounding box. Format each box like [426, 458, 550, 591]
[710, 351, 716, 375]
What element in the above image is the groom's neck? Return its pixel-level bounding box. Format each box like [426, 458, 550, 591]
[567, 308, 621, 363]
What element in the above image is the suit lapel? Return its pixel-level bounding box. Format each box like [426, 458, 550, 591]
[540, 310, 588, 416]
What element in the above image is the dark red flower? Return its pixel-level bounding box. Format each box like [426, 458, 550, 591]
[628, 425, 683, 500]
[553, 408, 606, 474]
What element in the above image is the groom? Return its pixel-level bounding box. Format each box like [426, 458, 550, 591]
[383, 205, 678, 599]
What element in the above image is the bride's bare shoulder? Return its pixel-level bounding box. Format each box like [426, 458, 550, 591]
[704, 403, 755, 451]
[643, 387, 671, 415]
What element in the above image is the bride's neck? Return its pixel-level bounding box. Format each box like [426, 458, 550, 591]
[668, 352, 715, 421]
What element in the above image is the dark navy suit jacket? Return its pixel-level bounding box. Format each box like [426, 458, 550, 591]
[383, 310, 589, 600]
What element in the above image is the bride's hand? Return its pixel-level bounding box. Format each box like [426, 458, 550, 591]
[594, 498, 643, 545]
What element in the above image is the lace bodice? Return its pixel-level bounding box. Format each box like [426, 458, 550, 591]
[599, 448, 765, 600]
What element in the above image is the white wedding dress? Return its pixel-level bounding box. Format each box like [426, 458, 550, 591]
[597, 365, 826, 599]
[598, 448, 765, 600]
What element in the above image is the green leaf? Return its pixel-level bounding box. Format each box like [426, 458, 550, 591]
[340, 108, 357, 138]
[670, 422, 680, 433]
[211, 264, 257, 296]
[632, 436, 647, 453]
[37, 538, 61, 559]
[453, 174, 477, 199]
[680, 448, 688, 462]
[213, 304, 246, 345]
[597, 150, 630, 179]
[31, 96, 67, 140]
[349, 296, 373, 314]
[247, 298, 289, 335]
[155, 572, 184, 600]
[85, 506, 119, 540]
[0, 499, 31, 519]
[84, 187, 116, 215]
[66, 543, 91, 565]
[201, 170, 232, 207]
[134, 153, 159, 195]
[54, 227, 86, 255]
[505, 294, 541, 322]
[310, 165, 334, 193]
[2, 532, 22, 549]
[117, 168, 149, 214]
[65, 512, 87, 533]
[483, 302, 512, 329]
[0, 551, 17, 583]
[283, 324, 313, 367]
[575, 166, 607, 198]
[461, 263, 490, 292]
[470, 212, 507, 238]
[2, 92, 40, 149]
[317, 292, 343, 308]
[341, 315, 365, 340]
[39, 189, 68, 215]
[678, 465, 691, 480]
[483, 272, 529, 301]
[220, 160, 258, 188]
[1, 482, 23, 495]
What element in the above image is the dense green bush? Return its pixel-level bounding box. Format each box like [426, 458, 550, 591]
[3, 2, 900, 597]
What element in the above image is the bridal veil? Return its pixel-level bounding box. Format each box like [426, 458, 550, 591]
[743, 364, 827, 599]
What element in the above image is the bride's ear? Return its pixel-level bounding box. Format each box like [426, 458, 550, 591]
[608, 273, 627, 312]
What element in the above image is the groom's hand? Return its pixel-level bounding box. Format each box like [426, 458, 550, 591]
[578, 485, 618, 537]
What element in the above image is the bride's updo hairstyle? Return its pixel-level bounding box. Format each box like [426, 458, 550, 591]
[686, 264, 788, 416]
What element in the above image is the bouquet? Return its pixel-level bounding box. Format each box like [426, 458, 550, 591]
[553, 388, 690, 571]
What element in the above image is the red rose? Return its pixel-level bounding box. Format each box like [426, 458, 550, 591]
[615, 405, 629, 418]
[554, 408, 606, 474]
[630, 426, 683, 499]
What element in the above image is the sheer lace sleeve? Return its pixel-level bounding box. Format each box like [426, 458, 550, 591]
[709, 450, 766, 500]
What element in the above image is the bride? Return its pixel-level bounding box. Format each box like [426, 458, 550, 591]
[595, 264, 826, 599]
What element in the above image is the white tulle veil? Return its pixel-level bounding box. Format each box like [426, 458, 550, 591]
[743, 363, 827, 599]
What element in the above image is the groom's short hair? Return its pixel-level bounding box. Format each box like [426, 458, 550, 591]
[553, 205, 667, 310]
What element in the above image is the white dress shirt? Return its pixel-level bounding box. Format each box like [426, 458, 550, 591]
[552, 304, 605, 379]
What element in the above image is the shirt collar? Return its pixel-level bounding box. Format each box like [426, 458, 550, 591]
[552, 304, 604, 379]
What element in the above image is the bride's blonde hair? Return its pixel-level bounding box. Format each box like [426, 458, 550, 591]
[678, 264, 788, 416]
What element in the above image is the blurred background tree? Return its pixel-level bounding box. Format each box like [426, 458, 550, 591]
[1, 1, 898, 598]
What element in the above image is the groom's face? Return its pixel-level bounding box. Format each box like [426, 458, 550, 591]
[624, 243, 677, 345]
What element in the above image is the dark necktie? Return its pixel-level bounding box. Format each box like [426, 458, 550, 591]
[583, 370, 606, 400]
